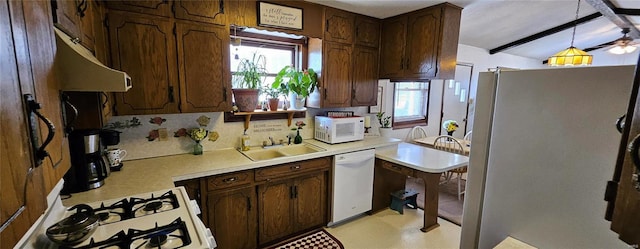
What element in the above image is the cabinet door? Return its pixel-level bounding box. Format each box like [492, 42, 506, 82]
[294, 172, 327, 232]
[2, 1, 58, 246]
[176, 22, 232, 113]
[351, 46, 379, 106]
[258, 179, 294, 245]
[322, 42, 352, 107]
[405, 8, 441, 79]
[108, 12, 179, 115]
[324, 8, 354, 44]
[52, 0, 81, 39]
[174, 0, 226, 25]
[379, 16, 406, 78]
[355, 16, 379, 47]
[207, 187, 257, 249]
[226, 0, 256, 27]
[79, 0, 97, 52]
[105, 0, 170, 17]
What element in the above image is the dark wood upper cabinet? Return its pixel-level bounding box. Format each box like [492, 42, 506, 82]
[321, 42, 353, 108]
[176, 22, 232, 113]
[379, 15, 406, 79]
[173, 0, 226, 25]
[226, 0, 257, 27]
[404, 7, 441, 79]
[352, 46, 379, 106]
[379, 3, 461, 80]
[324, 8, 355, 44]
[108, 12, 179, 115]
[354, 15, 380, 48]
[106, 0, 171, 17]
[52, 0, 81, 39]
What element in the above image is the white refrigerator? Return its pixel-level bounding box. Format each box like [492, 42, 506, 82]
[461, 65, 635, 248]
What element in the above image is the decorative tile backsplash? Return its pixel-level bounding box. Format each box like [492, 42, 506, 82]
[105, 112, 316, 160]
[104, 107, 375, 161]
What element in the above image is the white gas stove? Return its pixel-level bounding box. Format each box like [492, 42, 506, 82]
[16, 182, 216, 249]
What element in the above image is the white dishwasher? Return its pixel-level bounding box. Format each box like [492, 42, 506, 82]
[329, 149, 375, 226]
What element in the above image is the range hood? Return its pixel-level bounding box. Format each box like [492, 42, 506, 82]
[54, 27, 131, 92]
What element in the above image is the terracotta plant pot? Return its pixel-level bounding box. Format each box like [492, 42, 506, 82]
[268, 98, 279, 111]
[232, 89, 259, 112]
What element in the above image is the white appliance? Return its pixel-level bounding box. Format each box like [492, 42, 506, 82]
[314, 116, 365, 144]
[461, 66, 635, 249]
[16, 182, 215, 248]
[329, 149, 375, 226]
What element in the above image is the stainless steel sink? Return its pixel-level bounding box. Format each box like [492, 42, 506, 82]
[239, 143, 325, 161]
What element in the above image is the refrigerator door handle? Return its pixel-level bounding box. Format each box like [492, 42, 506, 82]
[616, 114, 626, 133]
[626, 133, 640, 172]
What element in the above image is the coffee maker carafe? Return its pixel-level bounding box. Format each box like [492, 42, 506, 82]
[62, 129, 109, 194]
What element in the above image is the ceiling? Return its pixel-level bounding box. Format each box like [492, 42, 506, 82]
[304, 0, 640, 61]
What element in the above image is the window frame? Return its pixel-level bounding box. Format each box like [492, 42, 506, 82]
[391, 81, 430, 129]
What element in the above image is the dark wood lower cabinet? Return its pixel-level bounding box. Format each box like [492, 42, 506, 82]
[258, 171, 327, 246]
[207, 187, 257, 249]
[179, 158, 330, 248]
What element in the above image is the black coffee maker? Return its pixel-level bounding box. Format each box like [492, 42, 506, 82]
[62, 129, 109, 194]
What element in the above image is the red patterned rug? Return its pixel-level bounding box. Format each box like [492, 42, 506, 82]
[266, 228, 344, 249]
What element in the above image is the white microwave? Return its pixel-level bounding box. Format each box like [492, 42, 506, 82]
[314, 116, 365, 144]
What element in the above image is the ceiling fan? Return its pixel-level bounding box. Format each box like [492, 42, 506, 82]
[606, 28, 638, 55]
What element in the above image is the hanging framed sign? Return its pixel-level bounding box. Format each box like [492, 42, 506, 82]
[257, 2, 303, 30]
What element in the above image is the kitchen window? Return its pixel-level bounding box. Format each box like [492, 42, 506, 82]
[392, 82, 429, 128]
[230, 33, 302, 103]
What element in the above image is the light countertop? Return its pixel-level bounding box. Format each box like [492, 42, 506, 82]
[62, 137, 401, 206]
[375, 142, 469, 173]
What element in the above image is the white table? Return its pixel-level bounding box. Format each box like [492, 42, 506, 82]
[375, 143, 469, 232]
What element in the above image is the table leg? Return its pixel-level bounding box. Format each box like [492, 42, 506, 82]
[415, 171, 441, 232]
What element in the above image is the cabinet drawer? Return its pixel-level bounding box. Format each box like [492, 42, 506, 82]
[380, 160, 414, 177]
[207, 170, 254, 191]
[255, 157, 330, 181]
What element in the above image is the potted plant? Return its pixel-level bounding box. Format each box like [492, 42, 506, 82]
[232, 52, 267, 112]
[376, 112, 392, 137]
[272, 65, 318, 110]
[262, 86, 281, 111]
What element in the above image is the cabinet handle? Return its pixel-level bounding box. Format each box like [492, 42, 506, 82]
[627, 134, 640, 172]
[222, 176, 237, 183]
[616, 114, 626, 134]
[324, 88, 327, 100]
[246, 196, 251, 211]
[196, 188, 202, 207]
[61, 93, 78, 134]
[400, 57, 404, 69]
[223, 87, 227, 102]
[290, 165, 301, 170]
[326, 20, 329, 32]
[77, 0, 88, 18]
[293, 185, 298, 198]
[168, 86, 175, 103]
[24, 94, 55, 166]
[289, 185, 294, 199]
[219, 0, 224, 14]
[406, 58, 410, 69]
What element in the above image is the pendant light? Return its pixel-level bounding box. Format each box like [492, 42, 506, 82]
[547, 0, 593, 66]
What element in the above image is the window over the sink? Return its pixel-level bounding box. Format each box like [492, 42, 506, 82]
[230, 27, 304, 104]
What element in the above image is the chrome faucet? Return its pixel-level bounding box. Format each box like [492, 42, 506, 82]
[268, 136, 275, 145]
[263, 136, 284, 148]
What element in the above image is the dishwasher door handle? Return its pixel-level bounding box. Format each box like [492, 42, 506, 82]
[336, 157, 374, 166]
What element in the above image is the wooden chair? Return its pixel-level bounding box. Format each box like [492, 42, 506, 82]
[406, 126, 428, 142]
[464, 131, 473, 141]
[433, 135, 467, 200]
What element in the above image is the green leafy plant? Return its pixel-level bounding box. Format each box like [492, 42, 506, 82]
[233, 52, 267, 89]
[376, 112, 391, 128]
[262, 86, 281, 99]
[271, 66, 318, 98]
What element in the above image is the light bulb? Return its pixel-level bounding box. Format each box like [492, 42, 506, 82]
[609, 46, 626, 55]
